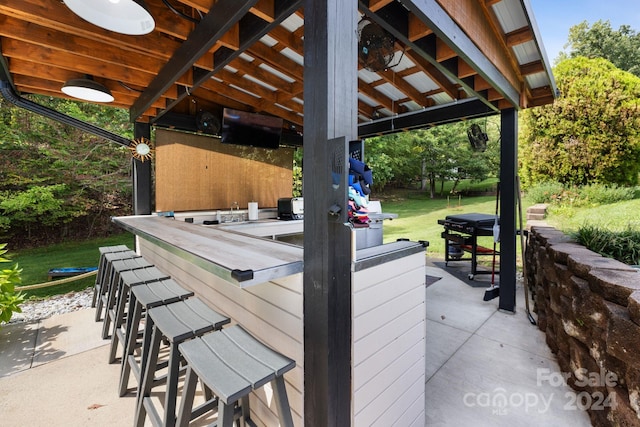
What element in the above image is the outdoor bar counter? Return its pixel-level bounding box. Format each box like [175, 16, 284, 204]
[113, 214, 427, 426]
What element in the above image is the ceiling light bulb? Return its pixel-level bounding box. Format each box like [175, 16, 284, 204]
[63, 0, 155, 36]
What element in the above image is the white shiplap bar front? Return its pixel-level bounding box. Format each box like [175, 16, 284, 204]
[113, 215, 425, 426]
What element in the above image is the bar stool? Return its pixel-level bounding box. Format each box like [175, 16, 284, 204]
[175, 325, 295, 427]
[118, 278, 194, 395]
[92, 245, 131, 308]
[94, 250, 141, 322]
[107, 266, 171, 364]
[99, 257, 154, 338]
[134, 298, 230, 427]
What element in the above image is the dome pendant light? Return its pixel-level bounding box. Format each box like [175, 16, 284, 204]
[62, 78, 115, 103]
[63, 0, 155, 36]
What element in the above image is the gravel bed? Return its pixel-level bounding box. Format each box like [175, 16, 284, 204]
[8, 288, 94, 324]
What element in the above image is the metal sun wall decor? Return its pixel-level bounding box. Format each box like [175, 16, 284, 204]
[128, 137, 154, 162]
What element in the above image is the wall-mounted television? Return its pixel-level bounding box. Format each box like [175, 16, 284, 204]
[221, 108, 283, 149]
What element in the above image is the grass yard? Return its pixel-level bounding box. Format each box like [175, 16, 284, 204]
[380, 192, 499, 255]
[12, 233, 134, 300]
[544, 198, 640, 232]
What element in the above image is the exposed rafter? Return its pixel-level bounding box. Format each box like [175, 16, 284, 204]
[0, 0, 556, 133]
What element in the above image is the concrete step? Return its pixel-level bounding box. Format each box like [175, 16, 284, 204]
[527, 203, 549, 215]
[527, 213, 546, 221]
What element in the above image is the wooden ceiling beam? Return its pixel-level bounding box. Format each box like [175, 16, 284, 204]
[214, 67, 303, 115]
[378, 68, 427, 106]
[408, 13, 432, 41]
[400, 0, 518, 108]
[0, 16, 168, 75]
[245, 41, 303, 82]
[131, 0, 258, 120]
[11, 74, 164, 110]
[530, 86, 553, 99]
[457, 57, 476, 79]
[13, 82, 146, 116]
[228, 57, 301, 95]
[9, 61, 169, 109]
[0, 39, 188, 88]
[368, 0, 396, 12]
[505, 26, 534, 47]
[357, 100, 376, 118]
[520, 60, 545, 76]
[0, 0, 182, 58]
[358, 0, 498, 112]
[268, 25, 304, 54]
[404, 49, 458, 100]
[435, 37, 457, 62]
[357, 79, 395, 112]
[198, 79, 302, 126]
[148, 0, 304, 123]
[251, 0, 276, 22]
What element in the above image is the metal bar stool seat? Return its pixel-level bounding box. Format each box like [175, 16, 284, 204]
[175, 325, 296, 427]
[100, 257, 154, 338]
[107, 266, 171, 364]
[94, 250, 141, 322]
[134, 298, 230, 427]
[118, 278, 194, 395]
[92, 245, 131, 308]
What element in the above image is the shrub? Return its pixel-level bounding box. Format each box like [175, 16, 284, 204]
[527, 182, 638, 207]
[525, 181, 566, 204]
[573, 224, 640, 265]
[0, 243, 24, 324]
[575, 184, 637, 206]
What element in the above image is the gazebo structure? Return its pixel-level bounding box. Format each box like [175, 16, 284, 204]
[0, 1, 556, 425]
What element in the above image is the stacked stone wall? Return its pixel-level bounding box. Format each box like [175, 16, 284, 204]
[527, 226, 640, 426]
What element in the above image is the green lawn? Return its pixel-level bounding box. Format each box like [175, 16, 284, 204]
[380, 187, 640, 261]
[381, 193, 496, 253]
[11, 233, 135, 300]
[544, 198, 640, 232]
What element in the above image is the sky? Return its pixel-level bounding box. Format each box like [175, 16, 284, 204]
[529, 0, 640, 63]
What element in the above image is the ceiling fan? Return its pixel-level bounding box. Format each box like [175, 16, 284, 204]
[196, 111, 221, 135]
[357, 18, 398, 73]
[467, 123, 489, 152]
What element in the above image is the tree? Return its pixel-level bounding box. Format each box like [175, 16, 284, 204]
[365, 118, 499, 197]
[560, 20, 640, 76]
[0, 243, 24, 325]
[520, 57, 640, 188]
[0, 95, 134, 247]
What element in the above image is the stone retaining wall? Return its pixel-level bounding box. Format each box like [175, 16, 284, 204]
[527, 226, 640, 426]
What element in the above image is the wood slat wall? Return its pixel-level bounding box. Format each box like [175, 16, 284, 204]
[155, 129, 294, 212]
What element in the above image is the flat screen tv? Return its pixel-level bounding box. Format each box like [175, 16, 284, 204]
[221, 108, 283, 149]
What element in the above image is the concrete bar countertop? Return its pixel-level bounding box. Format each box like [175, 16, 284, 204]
[113, 213, 424, 287]
[112, 215, 304, 287]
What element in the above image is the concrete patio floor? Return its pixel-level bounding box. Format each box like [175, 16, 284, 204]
[0, 259, 591, 426]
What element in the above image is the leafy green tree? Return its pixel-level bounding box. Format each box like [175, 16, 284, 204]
[0, 243, 24, 325]
[365, 118, 499, 197]
[520, 57, 640, 188]
[0, 95, 133, 247]
[560, 20, 640, 76]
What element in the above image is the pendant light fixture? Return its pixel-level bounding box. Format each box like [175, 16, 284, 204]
[63, 0, 155, 36]
[61, 77, 115, 103]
